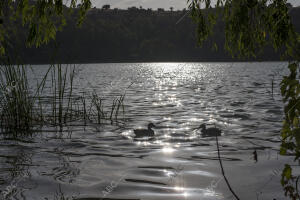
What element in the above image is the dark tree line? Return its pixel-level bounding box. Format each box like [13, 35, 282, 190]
[5, 6, 300, 64]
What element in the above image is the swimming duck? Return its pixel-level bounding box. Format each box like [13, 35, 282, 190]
[197, 124, 221, 137]
[134, 123, 156, 137]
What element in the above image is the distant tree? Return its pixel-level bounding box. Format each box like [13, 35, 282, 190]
[157, 8, 164, 12]
[102, 4, 110, 10]
[6, 4, 300, 64]
[286, 3, 293, 9]
[170, 7, 174, 12]
[128, 6, 138, 11]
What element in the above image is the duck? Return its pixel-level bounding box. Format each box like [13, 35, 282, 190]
[197, 123, 222, 137]
[134, 123, 156, 138]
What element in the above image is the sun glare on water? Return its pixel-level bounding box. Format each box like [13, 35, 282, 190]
[162, 146, 175, 154]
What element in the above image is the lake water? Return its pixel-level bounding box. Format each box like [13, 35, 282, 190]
[0, 62, 292, 200]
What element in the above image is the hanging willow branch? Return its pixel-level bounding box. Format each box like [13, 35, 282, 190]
[215, 134, 240, 200]
[0, 0, 92, 55]
[189, 1, 300, 199]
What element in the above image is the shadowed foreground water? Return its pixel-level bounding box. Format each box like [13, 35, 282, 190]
[0, 62, 292, 200]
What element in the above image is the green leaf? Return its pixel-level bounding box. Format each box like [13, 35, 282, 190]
[282, 164, 292, 183]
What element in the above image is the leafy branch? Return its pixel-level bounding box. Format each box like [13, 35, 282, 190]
[0, 0, 91, 56]
[188, 0, 300, 199]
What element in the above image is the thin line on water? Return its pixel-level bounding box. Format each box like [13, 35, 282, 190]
[176, 10, 191, 25]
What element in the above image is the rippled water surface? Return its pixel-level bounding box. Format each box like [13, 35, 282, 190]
[0, 62, 291, 200]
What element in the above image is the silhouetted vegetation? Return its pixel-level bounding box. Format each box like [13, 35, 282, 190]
[4, 6, 300, 64]
[0, 64, 125, 134]
[0, 0, 92, 56]
[189, 0, 300, 199]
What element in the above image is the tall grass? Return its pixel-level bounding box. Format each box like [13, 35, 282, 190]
[91, 92, 105, 124]
[0, 65, 37, 132]
[49, 64, 76, 125]
[0, 64, 126, 134]
[90, 92, 125, 124]
[110, 94, 125, 121]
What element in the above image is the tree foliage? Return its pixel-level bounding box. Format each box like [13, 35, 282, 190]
[7, 7, 300, 64]
[189, 0, 299, 58]
[189, 0, 300, 199]
[0, 0, 91, 55]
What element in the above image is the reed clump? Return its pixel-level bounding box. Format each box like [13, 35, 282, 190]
[0, 64, 125, 134]
[0, 65, 37, 132]
[90, 92, 125, 124]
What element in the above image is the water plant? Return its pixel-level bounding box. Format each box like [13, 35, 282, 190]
[90, 92, 125, 124]
[48, 64, 76, 125]
[0, 64, 38, 133]
[0, 63, 126, 134]
[91, 92, 106, 124]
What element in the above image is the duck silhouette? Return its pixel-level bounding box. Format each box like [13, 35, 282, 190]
[197, 124, 222, 137]
[134, 123, 156, 138]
